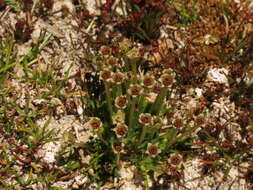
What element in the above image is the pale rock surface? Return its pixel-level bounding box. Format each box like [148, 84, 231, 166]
[53, 0, 75, 15]
[207, 68, 229, 85]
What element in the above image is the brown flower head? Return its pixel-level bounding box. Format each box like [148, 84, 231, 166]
[168, 153, 182, 166]
[139, 113, 153, 126]
[127, 84, 143, 97]
[146, 143, 161, 157]
[112, 110, 125, 124]
[142, 75, 155, 88]
[87, 117, 102, 131]
[100, 70, 112, 82]
[113, 123, 128, 138]
[126, 72, 134, 80]
[107, 56, 118, 67]
[152, 83, 161, 94]
[153, 116, 163, 126]
[166, 166, 181, 179]
[246, 135, 253, 145]
[173, 117, 184, 128]
[119, 39, 132, 52]
[113, 142, 125, 154]
[160, 72, 175, 87]
[115, 96, 128, 109]
[195, 115, 206, 126]
[112, 72, 125, 84]
[166, 111, 175, 121]
[100, 45, 111, 56]
[222, 140, 234, 150]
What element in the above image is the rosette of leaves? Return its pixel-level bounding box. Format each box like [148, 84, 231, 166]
[116, 0, 168, 44]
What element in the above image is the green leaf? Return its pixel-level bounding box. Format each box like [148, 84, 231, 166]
[3, 0, 20, 10]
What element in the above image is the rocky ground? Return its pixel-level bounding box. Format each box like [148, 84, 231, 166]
[0, 0, 253, 189]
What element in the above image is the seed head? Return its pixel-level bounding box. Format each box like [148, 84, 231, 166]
[153, 116, 163, 126]
[87, 117, 102, 131]
[112, 72, 125, 84]
[142, 75, 155, 88]
[113, 123, 128, 138]
[100, 70, 112, 82]
[100, 45, 111, 55]
[125, 71, 134, 80]
[172, 117, 184, 128]
[160, 72, 175, 87]
[113, 142, 125, 154]
[146, 143, 161, 157]
[152, 83, 161, 94]
[119, 39, 132, 52]
[246, 135, 253, 145]
[127, 84, 143, 97]
[139, 113, 153, 126]
[107, 56, 118, 67]
[115, 96, 128, 109]
[195, 115, 206, 126]
[168, 153, 182, 166]
[112, 110, 125, 124]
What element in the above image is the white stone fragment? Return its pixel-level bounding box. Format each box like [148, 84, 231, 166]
[195, 88, 203, 97]
[119, 182, 142, 190]
[119, 165, 135, 181]
[53, 180, 74, 189]
[207, 68, 229, 84]
[183, 159, 201, 189]
[38, 141, 61, 163]
[53, 0, 75, 15]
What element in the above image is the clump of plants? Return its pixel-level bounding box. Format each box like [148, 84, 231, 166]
[97, 0, 168, 44]
[0, 0, 6, 10]
[14, 14, 35, 43]
[82, 38, 199, 188]
[117, 0, 168, 44]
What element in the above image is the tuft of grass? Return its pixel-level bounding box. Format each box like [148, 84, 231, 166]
[0, 36, 16, 88]
[3, 0, 20, 10]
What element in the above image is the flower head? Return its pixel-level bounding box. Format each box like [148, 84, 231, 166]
[142, 75, 155, 88]
[87, 117, 102, 131]
[113, 123, 128, 138]
[112, 72, 125, 84]
[112, 110, 125, 124]
[112, 142, 125, 154]
[99, 70, 112, 82]
[194, 115, 206, 126]
[115, 96, 128, 109]
[100, 45, 111, 56]
[125, 72, 133, 80]
[160, 72, 175, 87]
[168, 153, 183, 167]
[126, 48, 140, 59]
[166, 111, 174, 121]
[127, 84, 143, 97]
[146, 143, 161, 157]
[153, 116, 163, 126]
[119, 39, 132, 52]
[246, 135, 253, 145]
[107, 56, 118, 67]
[139, 113, 153, 126]
[152, 83, 161, 94]
[172, 117, 184, 128]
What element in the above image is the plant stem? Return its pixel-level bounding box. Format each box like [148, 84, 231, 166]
[150, 87, 168, 114]
[104, 82, 113, 122]
[116, 154, 120, 168]
[139, 125, 148, 145]
[131, 59, 137, 83]
[128, 97, 136, 128]
[144, 174, 150, 190]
